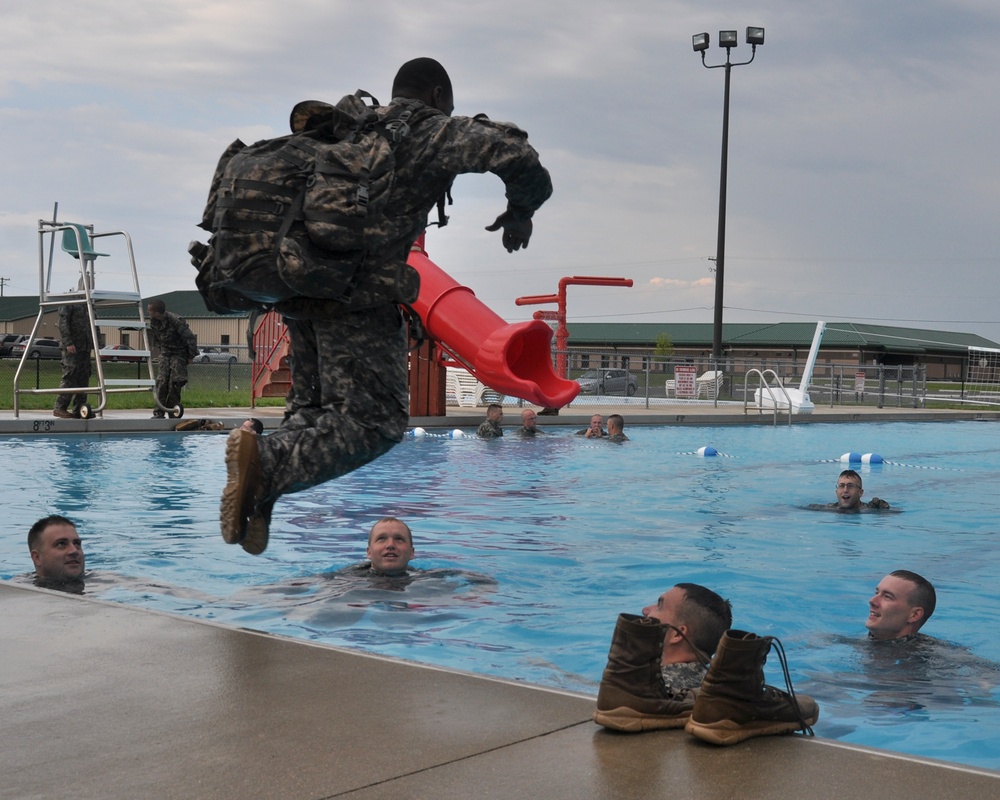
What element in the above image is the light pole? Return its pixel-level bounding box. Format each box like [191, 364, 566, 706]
[692, 27, 764, 362]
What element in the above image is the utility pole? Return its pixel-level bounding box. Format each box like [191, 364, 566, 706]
[0, 277, 9, 297]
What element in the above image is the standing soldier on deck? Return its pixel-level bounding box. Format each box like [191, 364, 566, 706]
[53, 290, 94, 419]
[147, 299, 199, 418]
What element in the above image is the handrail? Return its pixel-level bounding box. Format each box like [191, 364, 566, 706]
[744, 368, 792, 426]
[251, 311, 291, 404]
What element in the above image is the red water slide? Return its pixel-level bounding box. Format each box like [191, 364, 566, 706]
[406, 244, 580, 409]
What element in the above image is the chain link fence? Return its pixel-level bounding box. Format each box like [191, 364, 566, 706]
[0, 348, 254, 410]
[8, 346, 993, 412]
[552, 352, 931, 410]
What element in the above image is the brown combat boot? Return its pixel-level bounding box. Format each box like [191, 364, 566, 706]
[594, 613, 698, 732]
[241, 499, 274, 555]
[685, 629, 819, 746]
[220, 429, 263, 546]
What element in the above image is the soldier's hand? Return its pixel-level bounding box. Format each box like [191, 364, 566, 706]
[485, 211, 533, 253]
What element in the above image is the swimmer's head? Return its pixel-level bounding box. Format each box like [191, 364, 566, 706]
[366, 517, 414, 576]
[28, 515, 85, 582]
[240, 418, 264, 434]
[866, 570, 936, 640]
[836, 469, 864, 509]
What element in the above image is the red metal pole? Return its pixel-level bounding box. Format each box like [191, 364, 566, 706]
[516, 276, 633, 379]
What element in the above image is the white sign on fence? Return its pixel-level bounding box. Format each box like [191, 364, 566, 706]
[675, 365, 698, 399]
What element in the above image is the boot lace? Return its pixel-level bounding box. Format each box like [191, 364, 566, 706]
[764, 636, 815, 737]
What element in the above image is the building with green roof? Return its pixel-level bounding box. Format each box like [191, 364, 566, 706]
[3, 291, 996, 380]
[562, 321, 998, 381]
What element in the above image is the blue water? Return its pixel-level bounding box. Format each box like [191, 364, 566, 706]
[2, 420, 999, 771]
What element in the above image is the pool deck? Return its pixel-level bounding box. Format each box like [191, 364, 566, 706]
[3, 402, 1000, 798]
[4, 581, 1000, 800]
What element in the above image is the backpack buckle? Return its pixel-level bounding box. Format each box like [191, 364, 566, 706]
[383, 113, 412, 143]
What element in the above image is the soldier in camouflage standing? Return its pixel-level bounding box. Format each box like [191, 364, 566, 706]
[53, 298, 94, 419]
[221, 57, 553, 554]
[147, 299, 199, 418]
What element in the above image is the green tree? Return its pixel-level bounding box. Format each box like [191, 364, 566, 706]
[654, 332, 675, 358]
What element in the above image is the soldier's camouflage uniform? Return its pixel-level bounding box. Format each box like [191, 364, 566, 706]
[54, 303, 93, 413]
[661, 661, 708, 698]
[149, 311, 199, 413]
[476, 418, 504, 439]
[254, 99, 553, 505]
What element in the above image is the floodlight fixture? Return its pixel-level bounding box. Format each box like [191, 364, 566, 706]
[746, 27, 765, 46]
[692, 32, 710, 52]
[719, 30, 738, 48]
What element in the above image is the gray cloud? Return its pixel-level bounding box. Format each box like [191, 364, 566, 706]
[2, 0, 998, 339]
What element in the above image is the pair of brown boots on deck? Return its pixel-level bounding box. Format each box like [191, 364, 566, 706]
[594, 614, 819, 745]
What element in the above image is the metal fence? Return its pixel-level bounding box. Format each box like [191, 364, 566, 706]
[11, 346, 997, 412]
[0, 351, 255, 410]
[556, 352, 931, 409]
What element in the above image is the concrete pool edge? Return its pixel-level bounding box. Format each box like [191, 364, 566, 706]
[3, 581, 998, 800]
[2, 403, 999, 435]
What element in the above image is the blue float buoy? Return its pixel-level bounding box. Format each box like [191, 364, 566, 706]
[698, 446, 718, 457]
[840, 452, 883, 464]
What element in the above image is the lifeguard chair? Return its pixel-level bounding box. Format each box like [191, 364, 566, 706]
[13, 211, 177, 418]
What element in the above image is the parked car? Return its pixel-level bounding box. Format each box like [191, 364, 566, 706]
[196, 347, 238, 364]
[11, 338, 62, 359]
[575, 368, 638, 396]
[0, 334, 29, 357]
[99, 344, 146, 363]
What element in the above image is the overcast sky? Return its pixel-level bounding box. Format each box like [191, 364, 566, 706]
[2, 1, 998, 345]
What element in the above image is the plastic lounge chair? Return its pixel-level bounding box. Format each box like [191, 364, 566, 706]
[696, 370, 724, 399]
[447, 367, 492, 407]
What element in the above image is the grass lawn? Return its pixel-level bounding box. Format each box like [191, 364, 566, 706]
[0, 358, 284, 411]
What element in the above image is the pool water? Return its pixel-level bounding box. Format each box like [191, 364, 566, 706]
[2, 420, 999, 770]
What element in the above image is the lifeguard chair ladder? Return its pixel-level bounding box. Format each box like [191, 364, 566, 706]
[13, 215, 173, 418]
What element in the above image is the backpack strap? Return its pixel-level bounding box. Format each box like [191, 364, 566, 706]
[354, 89, 381, 107]
[401, 303, 426, 350]
[429, 187, 452, 229]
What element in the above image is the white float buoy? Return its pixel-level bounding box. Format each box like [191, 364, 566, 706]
[840, 452, 883, 463]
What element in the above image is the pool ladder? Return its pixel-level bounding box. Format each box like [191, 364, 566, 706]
[744, 368, 792, 425]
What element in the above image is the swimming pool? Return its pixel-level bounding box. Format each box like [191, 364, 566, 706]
[2, 420, 998, 770]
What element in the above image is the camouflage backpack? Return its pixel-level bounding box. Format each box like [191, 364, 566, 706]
[190, 91, 425, 314]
